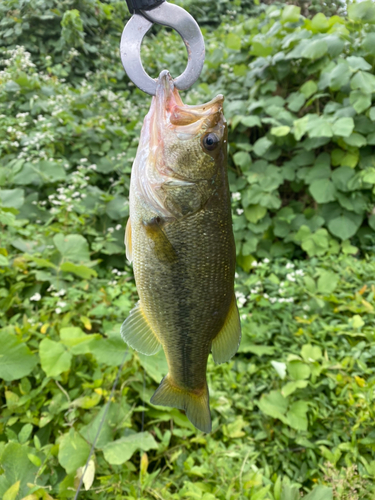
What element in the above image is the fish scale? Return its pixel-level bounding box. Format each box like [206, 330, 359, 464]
[121, 71, 241, 432]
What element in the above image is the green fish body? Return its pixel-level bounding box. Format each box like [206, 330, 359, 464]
[121, 71, 241, 432]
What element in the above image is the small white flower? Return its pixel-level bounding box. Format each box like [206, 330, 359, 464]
[295, 269, 304, 276]
[263, 293, 269, 299]
[58, 289, 66, 296]
[251, 260, 258, 267]
[30, 293, 41, 301]
[241, 314, 247, 320]
[236, 208, 244, 215]
[269, 297, 277, 304]
[286, 273, 296, 282]
[112, 268, 118, 274]
[107, 227, 114, 233]
[286, 262, 295, 269]
[57, 301, 67, 308]
[80, 158, 88, 162]
[235, 272, 239, 278]
[81, 193, 87, 198]
[55, 308, 62, 314]
[115, 224, 122, 231]
[231, 192, 241, 201]
[263, 258, 270, 264]
[303, 304, 310, 311]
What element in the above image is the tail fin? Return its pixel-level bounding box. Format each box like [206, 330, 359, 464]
[150, 375, 211, 433]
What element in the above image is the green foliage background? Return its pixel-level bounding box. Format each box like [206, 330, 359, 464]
[1, 0, 375, 498]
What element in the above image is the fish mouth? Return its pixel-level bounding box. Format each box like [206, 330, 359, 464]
[154, 70, 224, 134]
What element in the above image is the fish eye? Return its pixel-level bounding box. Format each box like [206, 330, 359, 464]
[202, 133, 219, 151]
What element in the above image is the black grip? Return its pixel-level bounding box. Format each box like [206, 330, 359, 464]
[126, 0, 165, 13]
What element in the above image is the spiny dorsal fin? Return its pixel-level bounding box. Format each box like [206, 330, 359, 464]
[211, 295, 241, 364]
[125, 218, 132, 263]
[121, 302, 161, 355]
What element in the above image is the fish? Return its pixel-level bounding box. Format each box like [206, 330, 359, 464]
[121, 70, 241, 433]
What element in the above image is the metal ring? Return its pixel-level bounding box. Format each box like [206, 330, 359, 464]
[120, 2, 205, 96]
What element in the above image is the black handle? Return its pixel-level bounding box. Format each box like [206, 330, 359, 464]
[125, 0, 165, 14]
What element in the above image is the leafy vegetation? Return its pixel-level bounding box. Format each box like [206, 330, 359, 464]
[1, 0, 375, 498]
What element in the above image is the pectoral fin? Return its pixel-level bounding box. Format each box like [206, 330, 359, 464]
[121, 302, 161, 355]
[125, 218, 132, 263]
[143, 217, 178, 263]
[211, 295, 241, 364]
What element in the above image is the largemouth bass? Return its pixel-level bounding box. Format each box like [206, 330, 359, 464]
[121, 70, 241, 433]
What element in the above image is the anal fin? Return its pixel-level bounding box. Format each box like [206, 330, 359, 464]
[121, 302, 161, 355]
[150, 375, 211, 433]
[211, 295, 241, 364]
[125, 218, 132, 263]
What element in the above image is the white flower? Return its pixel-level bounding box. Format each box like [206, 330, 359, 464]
[235, 272, 239, 278]
[231, 192, 241, 201]
[57, 301, 67, 308]
[30, 293, 41, 301]
[286, 262, 295, 269]
[81, 193, 87, 198]
[112, 268, 118, 274]
[241, 314, 247, 321]
[295, 269, 304, 276]
[286, 273, 296, 282]
[269, 297, 277, 304]
[55, 308, 62, 314]
[236, 208, 244, 215]
[58, 289, 66, 296]
[263, 293, 269, 299]
[263, 258, 270, 264]
[115, 224, 122, 231]
[251, 260, 258, 267]
[303, 304, 310, 311]
[80, 158, 88, 162]
[235, 291, 247, 308]
[107, 227, 114, 233]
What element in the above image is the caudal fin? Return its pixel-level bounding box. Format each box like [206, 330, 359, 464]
[150, 375, 211, 433]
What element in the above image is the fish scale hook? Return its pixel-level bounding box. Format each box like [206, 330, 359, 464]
[121, 0, 205, 95]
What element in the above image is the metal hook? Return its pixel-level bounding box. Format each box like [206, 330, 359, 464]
[120, 1, 205, 96]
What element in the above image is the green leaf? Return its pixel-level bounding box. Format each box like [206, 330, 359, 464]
[3, 481, 20, 500]
[348, 0, 375, 23]
[253, 137, 272, 157]
[0, 442, 38, 497]
[329, 62, 351, 91]
[244, 205, 267, 224]
[302, 40, 327, 60]
[39, 338, 72, 377]
[332, 117, 354, 137]
[301, 344, 322, 362]
[271, 361, 287, 379]
[317, 270, 339, 294]
[89, 337, 130, 366]
[53, 234, 90, 262]
[60, 327, 100, 355]
[286, 401, 308, 431]
[303, 486, 333, 500]
[347, 56, 372, 72]
[0, 189, 24, 209]
[350, 90, 371, 114]
[106, 195, 128, 220]
[225, 33, 241, 50]
[351, 71, 375, 94]
[0, 330, 38, 381]
[257, 391, 288, 422]
[241, 115, 261, 128]
[328, 213, 363, 240]
[138, 348, 168, 383]
[233, 151, 251, 170]
[271, 126, 290, 137]
[58, 430, 91, 474]
[309, 179, 336, 203]
[300, 80, 318, 99]
[281, 5, 300, 23]
[294, 226, 330, 257]
[60, 262, 97, 279]
[310, 13, 329, 32]
[102, 432, 158, 465]
[281, 380, 308, 397]
[288, 360, 311, 380]
[342, 132, 367, 148]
